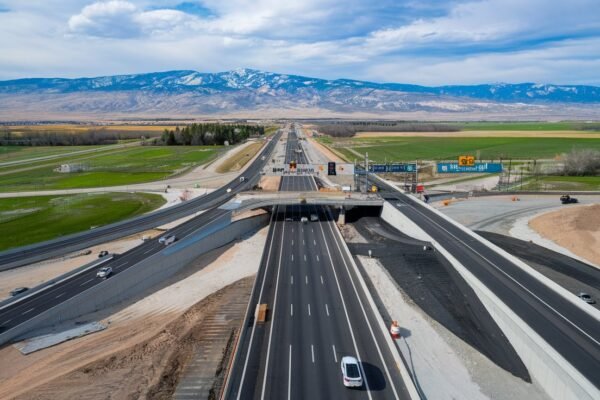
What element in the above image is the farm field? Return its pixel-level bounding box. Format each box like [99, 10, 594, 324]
[216, 141, 264, 173]
[454, 121, 600, 131]
[354, 130, 599, 138]
[0, 145, 123, 164]
[0, 146, 220, 192]
[522, 175, 600, 191]
[0, 192, 165, 251]
[325, 137, 600, 162]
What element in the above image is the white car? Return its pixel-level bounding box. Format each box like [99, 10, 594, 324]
[158, 234, 176, 245]
[301, 216, 308, 224]
[227, 188, 232, 193]
[310, 214, 318, 222]
[341, 356, 363, 388]
[96, 267, 112, 279]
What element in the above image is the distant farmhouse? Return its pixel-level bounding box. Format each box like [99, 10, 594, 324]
[55, 163, 87, 173]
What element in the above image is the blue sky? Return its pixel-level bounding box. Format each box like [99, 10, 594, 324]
[0, 0, 598, 85]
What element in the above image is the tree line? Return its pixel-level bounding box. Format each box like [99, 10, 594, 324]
[317, 122, 459, 137]
[157, 123, 264, 146]
[0, 128, 142, 146]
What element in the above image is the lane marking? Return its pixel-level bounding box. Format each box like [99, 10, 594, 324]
[292, 239, 294, 246]
[305, 275, 308, 285]
[22, 308, 34, 315]
[143, 248, 154, 255]
[316, 209, 374, 400]
[304, 254, 307, 262]
[393, 194, 600, 347]
[321, 275, 324, 285]
[288, 345, 292, 400]
[316, 255, 319, 262]
[308, 303, 311, 316]
[80, 278, 94, 286]
[325, 304, 330, 316]
[324, 210, 400, 400]
[236, 210, 279, 400]
[332, 345, 338, 363]
[311, 344, 315, 363]
[314, 240, 316, 246]
[291, 254, 294, 262]
[55, 292, 65, 299]
[291, 275, 294, 285]
[114, 263, 128, 269]
[2, 319, 12, 324]
[260, 208, 288, 400]
[290, 303, 293, 317]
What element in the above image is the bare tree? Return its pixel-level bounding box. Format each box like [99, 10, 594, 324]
[562, 148, 600, 176]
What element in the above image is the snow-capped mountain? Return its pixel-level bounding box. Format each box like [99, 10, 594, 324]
[0, 68, 598, 119]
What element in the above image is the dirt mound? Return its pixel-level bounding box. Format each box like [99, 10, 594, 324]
[13, 277, 253, 400]
[529, 204, 600, 266]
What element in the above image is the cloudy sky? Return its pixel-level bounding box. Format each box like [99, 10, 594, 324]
[0, 0, 599, 85]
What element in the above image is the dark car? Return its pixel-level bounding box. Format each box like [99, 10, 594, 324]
[578, 292, 596, 304]
[560, 195, 578, 204]
[98, 250, 109, 258]
[10, 287, 29, 297]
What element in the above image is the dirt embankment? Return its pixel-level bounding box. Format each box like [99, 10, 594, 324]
[9, 277, 253, 400]
[529, 204, 600, 266]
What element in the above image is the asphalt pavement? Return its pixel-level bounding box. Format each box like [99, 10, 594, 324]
[0, 131, 282, 269]
[225, 126, 409, 399]
[375, 178, 600, 388]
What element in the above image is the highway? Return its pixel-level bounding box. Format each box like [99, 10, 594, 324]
[0, 206, 231, 331]
[225, 127, 409, 399]
[0, 130, 282, 269]
[374, 178, 600, 388]
[0, 129, 284, 331]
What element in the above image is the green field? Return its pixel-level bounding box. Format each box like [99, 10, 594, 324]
[456, 121, 600, 131]
[0, 192, 165, 251]
[522, 175, 600, 191]
[328, 137, 600, 162]
[0, 145, 111, 163]
[0, 146, 220, 192]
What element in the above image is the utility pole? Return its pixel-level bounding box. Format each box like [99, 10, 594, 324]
[365, 152, 369, 193]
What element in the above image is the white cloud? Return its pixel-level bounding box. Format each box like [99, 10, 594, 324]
[68, 1, 193, 38]
[0, 0, 598, 86]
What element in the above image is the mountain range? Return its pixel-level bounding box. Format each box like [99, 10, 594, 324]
[0, 68, 598, 120]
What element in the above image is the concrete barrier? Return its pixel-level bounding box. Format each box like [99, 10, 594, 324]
[380, 201, 599, 400]
[0, 214, 269, 346]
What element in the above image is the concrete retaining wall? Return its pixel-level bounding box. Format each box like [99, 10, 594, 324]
[0, 213, 269, 346]
[380, 201, 599, 400]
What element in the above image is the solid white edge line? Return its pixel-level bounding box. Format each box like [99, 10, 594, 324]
[288, 345, 292, 400]
[236, 209, 279, 400]
[315, 208, 374, 400]
[326, 208, 420, 400]
[324, 215, 400, 400]
[260, 208, 288, 400]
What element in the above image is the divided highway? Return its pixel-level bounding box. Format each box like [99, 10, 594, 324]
[0, 131, 282, 269]
[375, 178, 600, 388]
[225, 127, 410, 399]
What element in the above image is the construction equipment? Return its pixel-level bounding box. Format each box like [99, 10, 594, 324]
[560, 194, 578, 204]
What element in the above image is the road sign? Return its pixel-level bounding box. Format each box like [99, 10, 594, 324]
[268, 163, 354, 176]
[437, 163, 503, 173]
[368, 163, 417, 173]
[328, 162, 337, 176]
[458, 155, 475, 166]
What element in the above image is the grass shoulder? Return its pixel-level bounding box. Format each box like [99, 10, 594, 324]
[0, 192, 166, 251]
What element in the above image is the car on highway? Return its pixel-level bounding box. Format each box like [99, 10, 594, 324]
[227, 188, 232, 193]
[96, 267, 112, 279]
[310, 214, 318, 222]
[300, 216, 308, 223]
[578, 292, 596, 304]
[158, 233, 176, 245]
[341, 356, 363, 388]
[285, 217, 293, 222]
[98, 250, 109, 258]
[9, 287, 29, 297]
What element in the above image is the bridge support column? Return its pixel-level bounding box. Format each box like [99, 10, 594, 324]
[338, 206, 346, 225]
